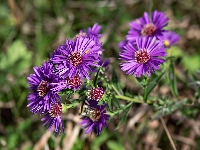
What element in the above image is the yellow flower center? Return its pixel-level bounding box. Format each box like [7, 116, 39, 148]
[164, 40, 170, 47]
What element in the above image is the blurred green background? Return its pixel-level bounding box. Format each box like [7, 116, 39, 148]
[1, 0, 200, 150]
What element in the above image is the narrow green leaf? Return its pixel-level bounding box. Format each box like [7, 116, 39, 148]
[115, 102, 133, 130]
[168, 60, 178, 97]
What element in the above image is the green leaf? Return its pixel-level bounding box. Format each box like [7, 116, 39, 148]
[107, 140, 124, 150]
[168, 60, 178, 97]
[146, 71, 165, 97]
[115, 102, 133, 130]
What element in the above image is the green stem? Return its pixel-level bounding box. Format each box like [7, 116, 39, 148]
[143, 76, 148, 103]
[148, 0, 154, 18]
[143, 87, 147, 102]
[115, 95, 144, 103]
[112, 84, 121, 95]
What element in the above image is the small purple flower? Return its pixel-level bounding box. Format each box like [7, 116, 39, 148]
[27, 62, 60, 114]
[119, 37, 167, 77]
[51, 37, 102, 79]
[52, 74, 83, 92]
[126, 10, 169, 42]
[80, 100, 109, 135]
[158, 31, 180, 48]
[74, 23, 102, 44]
[41, 102, 64, 134]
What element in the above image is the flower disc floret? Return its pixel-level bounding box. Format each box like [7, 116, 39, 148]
[134, 49, 150, 64]
[49, 103, 62, 118]
[66, 75, 82, 88]
[88, 87, 104, 101]
[141, 23, 157, 36]
[37, 80, 49, 97]
[69, 52, 83, 66]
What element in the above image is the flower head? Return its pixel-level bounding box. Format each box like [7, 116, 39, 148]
[51, 37, 102, 79]
[126, 10, 169, 42]
[158, 31, 180, 48]
[119, 37, 167, 77]
[80, 100, 109, 135]
[51, 74, 83, 92]
[41, 102, 64, 134]
[88, 87, 105, 101]
[75, 23, 102, 43]
[27, 62, 60, 114]
[74, 23, 102, 45]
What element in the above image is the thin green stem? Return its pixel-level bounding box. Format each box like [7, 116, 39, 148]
[143, 76, 149, 103]
[115, 95, 144, 103]
[112, 84, 121, 95]
[143, 86, 147, 102]
[148, 0, 154, 18]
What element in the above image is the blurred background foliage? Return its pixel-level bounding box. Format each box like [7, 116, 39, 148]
[1, 0, 200, 150]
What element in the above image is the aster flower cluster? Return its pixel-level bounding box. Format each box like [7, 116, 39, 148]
[27, 23, 110, 135]
[119, 10, 180, 77]
[27, 10, 181, 137]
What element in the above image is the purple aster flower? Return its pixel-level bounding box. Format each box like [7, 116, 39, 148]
[126, 10, 169, 42]
[27, 62, 60, 114]
[158, 31, 180, 48]
[73, 23, 103, 56]
[51, 37, 102, 79]
[41, 102, 64, 134]
[119, 37, 167, 77]
[80, 100, 109, 135]
[74, 23, 102, 45]
[52, 74, 83, 92]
